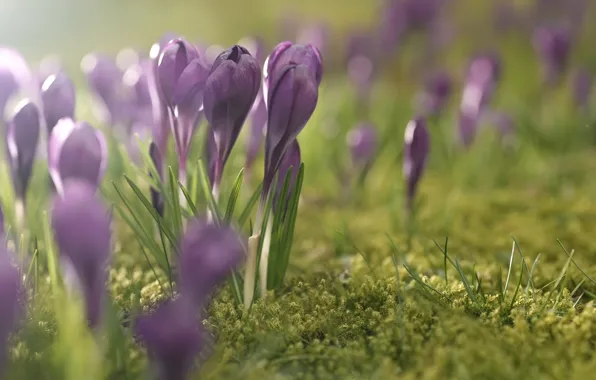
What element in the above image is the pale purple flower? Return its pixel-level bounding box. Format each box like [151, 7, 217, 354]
[51, 180, 111, 327]
[346, 122, 377, 169]
[403, 117, 430, 214]
[40, 71, 76, 134]
[0, 47, 36, 125]
[48, 118, 108, 195]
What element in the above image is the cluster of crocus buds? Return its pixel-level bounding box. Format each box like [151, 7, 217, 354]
[135, 218, 243, 380]
[403, 117, 430, 217]
[458, 53, 501, 147]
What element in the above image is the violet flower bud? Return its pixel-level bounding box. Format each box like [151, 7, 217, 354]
[0, 47, 35, 125]
[463, 54, 501, 111]
[458, 110, 479, 148]
[149, 142, 164, 217]
[48, 118, 108, 195]
[80, 53, 127, 126]
[533, 26, 571, 85]
[178, 218, 244, 306]
[403, 117, 430, 214]
[0, 255, 22, 373]
[273, 139, 301, 211]
[245, 90, 267, 175]
[263, 63, 319, 196]
[418, 71, 452, 116]
[346, 122, 377, 170]
[41, 71, 76, 134]
[6, 100, 41, 200]
[203, 45, 261, 191]
[135, 298, 202, 380]
[51, 180, 111, 327]
[157, 39, 210, 184]
[570, 68, 592, 109]
[263, 42, 323, 109]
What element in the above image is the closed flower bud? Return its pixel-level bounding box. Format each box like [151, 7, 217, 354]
[48, 118, 108, 195]
[403, 117, 430, 214]
[41, 71, 76, 133]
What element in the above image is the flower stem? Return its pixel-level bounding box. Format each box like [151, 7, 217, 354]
[243, 198, 266, 310]
[15, 198, 25, 232]
[258, 216, 273, 297]
[179, 163, 187, 209]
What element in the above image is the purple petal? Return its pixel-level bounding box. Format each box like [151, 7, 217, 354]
[0, 47, 35, 124]
[157, 39, 200, 107]
[49, 119, 108, 195]
[6, 100, 41, 199]
[403, 117, 430, 211]
[135, 298, 202, 380]
[51, 180, 111, 327]
[41, 71, 76, 133]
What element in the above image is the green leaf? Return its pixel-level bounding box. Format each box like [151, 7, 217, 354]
[167, 166, 184, 239]
[237, 183, 263, 230]
[224, 168, 245, 223]
[178, 181, 200, 217]
[197, 159, 222, 224]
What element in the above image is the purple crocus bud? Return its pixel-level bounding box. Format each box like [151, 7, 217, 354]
[273, 139, 301, 210]
[570, 68, 592, 109]
[149, 142, 164, 217]
[178, 218, 243, 305]
[48, 118, 108, 195]
[51, 180, 111, 327]
[36, 54, 62, 86]
[157, 39, 210, 185]
[403, 117, 430, 214]
[263, 42, 323, 109]
[41, 71, 76, 133]
[237, 36, 266, 65]
[245, 91, 267, 176]
[0, 255, 22, 373]
[297, 23, 330, 57]
[204, 127, 217, 186]
[135, 298, 202, 380]
[533, 26, 571, 85]
[203, 45, 261, 191]
[6, 100, 40, 200]
[263, 63, 319, 196]
[346, 123, 377, 169]
[0, 47, 35, 125]
[80, 53, 127, 126]
[418, 71, 452, 116]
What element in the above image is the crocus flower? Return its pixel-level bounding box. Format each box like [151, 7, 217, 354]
[533, 26, 571, 85]
[6, 99, 41, 202]
[149, 142, 164, 217]
[157, 39, 210, 186]
[0, 47, 36, 126]
[403, 117, 430, 215]
[51, 180, 111, 327]
[203, 45, 261, 196]
[148, 33, 179, 156]
[346, 122, 377, 170]
[80, 53, 127, 126]
[41, 71, 76, 134]
[571, 68, 592, 109]
[263, 42, 323, 109]
[0, 254, 22, 373]
[48, 118, 108, 195]
[178, 218, 244, 306]
[418, 71, 452, 116]
[135, 298, 203, 380]
[273, 139, 301, 211]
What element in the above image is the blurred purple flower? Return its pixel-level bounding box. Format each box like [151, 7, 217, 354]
[418, 71, 452, 116]
[403, 117, 430, 214]
[346, 122, 377, 170]
[570, 68, 592, 109]
[457, 110, 479, 148]
[347, 55, 375, 107]
[80, 53, 128, 126]
[297, 23, 330, 58]
[48, 118, 108, 195]
[0, 47, 36, 125]
[178, 218, 244, 306]
[135, 298, 202, 380]
[36, 55, 62, 86]
[41, 71, 76, 134]
[0, 254, 22, 373]
[157, 39, 210, 184]
[533, 26, 571, 85]
[378, 0, 408, 52]
[487, 110, 515, 140]
[149, 142, 164, 217]
[6, 100, 41, 200]
[263, 43, 323, 109]
[204, 127, 217, 186]
[203, 45, 260, 192]
[51, 180, 111, 327]
[263, 63, 319, 198]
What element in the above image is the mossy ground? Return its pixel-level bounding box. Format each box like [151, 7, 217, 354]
[4, 1, 596, 379]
